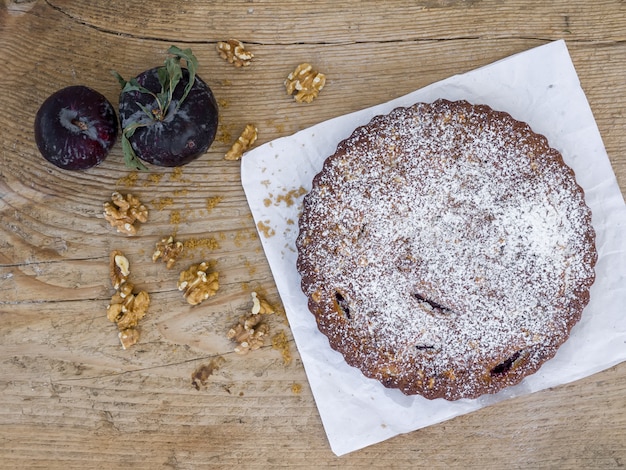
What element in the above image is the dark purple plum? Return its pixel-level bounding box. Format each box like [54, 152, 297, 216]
[34, 85, 119, 170]
[116, 47, 218, 169]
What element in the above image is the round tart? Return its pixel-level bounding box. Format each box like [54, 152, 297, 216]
[296, 99, 597, 400]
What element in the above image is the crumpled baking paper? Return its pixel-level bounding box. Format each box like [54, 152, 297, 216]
[240, 40, 626, 456]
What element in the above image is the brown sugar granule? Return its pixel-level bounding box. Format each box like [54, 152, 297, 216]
[170, 210, 182, 225]
[271, 330, 292, 365]
[147, 173, 164, 186]
[263, 187, 307, 208]
[234, 229, 258, 247]
[183, 237, 220, 252]
[117, 171, 139, 188]
[154, 197, 174, 211]
[217, 123, 234, 145]
[170, 167, 184, 181]
[256, 221, 275, 238]
[206, 196, 223, 213]
[275, 187, 307, 207]
[244, 259, 258, 276]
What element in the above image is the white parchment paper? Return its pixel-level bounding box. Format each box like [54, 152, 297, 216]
[240, 40, 626, 456]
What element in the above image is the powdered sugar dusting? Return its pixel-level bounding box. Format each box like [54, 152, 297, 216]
[296, 100, 597, 400]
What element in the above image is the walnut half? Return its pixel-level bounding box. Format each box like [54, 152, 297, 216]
[227, 292, 275, 355]
[106, 251, 150, 349]
[103, 192, 148, 236]
[178, 262, 220, 305]
[216, 39, 254, 67]
[227, 313, 270, 355]
[110, 250, 130, 290]
[224, 124, 258, 161]
[152, 236, 184, 269]
[251, 291, 275, 315]
[285, 63, 326, 104]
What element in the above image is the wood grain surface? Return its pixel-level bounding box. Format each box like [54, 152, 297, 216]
[1, 1, 625, 468]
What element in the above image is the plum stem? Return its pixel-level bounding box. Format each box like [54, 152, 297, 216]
[71, 119, 89, 131]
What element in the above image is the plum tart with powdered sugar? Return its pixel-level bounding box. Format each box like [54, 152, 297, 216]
[296, 99, 597, 400]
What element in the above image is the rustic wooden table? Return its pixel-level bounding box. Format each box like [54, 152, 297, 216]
[1, 1, 625, 468]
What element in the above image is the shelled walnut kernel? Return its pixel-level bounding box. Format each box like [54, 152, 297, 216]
[285, 63, 326, 103]
[106, 251, 150, 349]
[224, 124, 258, 161]
[227, 291, 275, 355]
[103, 192, 148, 235]
[251, 291, 274, 315]
[152, 236, 184, 269]
[227, 313, 269, 355]
[178, 262, 219, 305]
[216, 39, 254, 67]
[110, 250, 130, 289]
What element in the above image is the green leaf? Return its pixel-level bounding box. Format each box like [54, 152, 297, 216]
[121, 133, 149, 171]
[122, 78, 155, 97]
[156, 67, 170, 107]
[114, 46, 200, 126]
[111, 70, 128, 88]
[157, 66, 168, 93]
[135, 102, 155, 120]
[164, 56, 183, 112]
[167, 45, 198, 108]
[123, 121, 147, 138]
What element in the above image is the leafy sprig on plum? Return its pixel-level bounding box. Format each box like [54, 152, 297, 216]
[114, 46, 218, 169]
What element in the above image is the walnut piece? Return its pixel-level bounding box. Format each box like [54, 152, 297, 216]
[226, 291, 276, 355]
[118, 328, 140, 350]
[107, 286, 150, 330]
[178, 262, 219, 305]
[251, 291, 275, 315]
[103, 192, 148, 235]
[109, 250, 130, 290]
[224, 124, 258, 161]
[227, 313, 270, 355]
[216, 39, 254, 67]
[152, 236, 184, 269]
[285, 63, 326, 104]
[106, 250, 150, 349]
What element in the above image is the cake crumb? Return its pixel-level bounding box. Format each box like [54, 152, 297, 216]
[291, 383, 302, 394]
